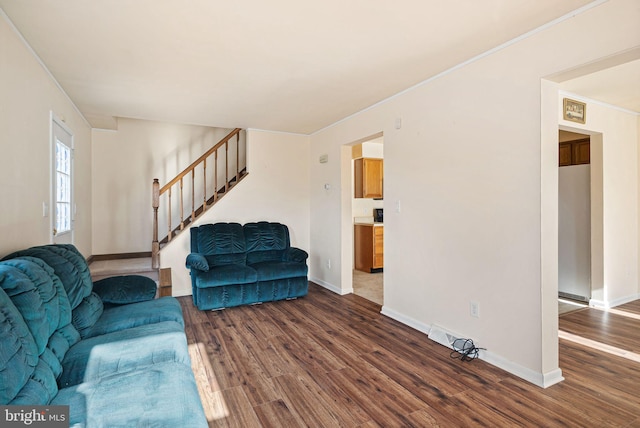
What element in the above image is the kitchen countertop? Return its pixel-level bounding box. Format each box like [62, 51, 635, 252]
[354, 222, 383, 226]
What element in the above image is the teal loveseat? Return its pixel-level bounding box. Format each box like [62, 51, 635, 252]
[187, 222, 309, 310]
[0, 244, 207, 427]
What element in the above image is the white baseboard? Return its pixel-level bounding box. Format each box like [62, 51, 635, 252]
[380, 305, 563, 389]
[481, 351, 564, 388]
[590, 293, 640, 309]
[311, 278, 352, 295]
[380, 306, 431, 335]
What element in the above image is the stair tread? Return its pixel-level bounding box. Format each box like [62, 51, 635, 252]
[89, 258, 153, 275]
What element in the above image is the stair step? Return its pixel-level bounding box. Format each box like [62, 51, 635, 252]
[89, 257, 157, 282]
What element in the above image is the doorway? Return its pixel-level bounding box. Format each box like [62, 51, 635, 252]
[558, 129, 591, 314]
[350, 136, 384, 305]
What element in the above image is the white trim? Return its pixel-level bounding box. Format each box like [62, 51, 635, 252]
[50, 112, 75, 245]
[590, 293, 640, 309]
[52, 111, 74, 137]
[481, 352, 564, 388]
[247, 128, 309, 137]
[1, 9, 91, 129]
[381, 306, 431, 335]
[311, 278, 350, 295]
[381, 306, 565, 388]
[312, 0, 609, 135]
[559, 90, 640, 116]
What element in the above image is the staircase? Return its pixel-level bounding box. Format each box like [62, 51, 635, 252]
[152, 128, 248, 268]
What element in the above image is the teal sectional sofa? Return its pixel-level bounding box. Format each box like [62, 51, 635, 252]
[0, 244, 207, 427]
[187, 222, 309, 310]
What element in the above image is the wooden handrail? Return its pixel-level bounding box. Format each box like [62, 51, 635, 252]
[152, 127, 247, 269]
[159, 128, 241, 195]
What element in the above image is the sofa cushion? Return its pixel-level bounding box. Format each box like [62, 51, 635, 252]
[194, 264, 257, 288]
[53, 362, 207, 427]
[58, 320, 190, 387]
[9, 358, 58, 405]
[205, 252, 247, 267]
[71, 292, 104, 338]
[244, 222, 290, 252]
[10, 257, 74, 331]
[0, 261, 58, 355]
[194, 222, 245, 255]
[4, 246, 92, 310]
[0, 285, 38, 404]
[246, 249, 285, 264]
[249, 261, 309, 282]
[93, 275, 157, 305]
[79, 297, 185, 339]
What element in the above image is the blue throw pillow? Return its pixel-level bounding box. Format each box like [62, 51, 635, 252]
[92, 275, 157, 304]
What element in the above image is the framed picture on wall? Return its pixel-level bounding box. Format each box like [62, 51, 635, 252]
[563, 98, 586, 124]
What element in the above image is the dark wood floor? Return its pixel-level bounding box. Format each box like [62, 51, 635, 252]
[179, 284, 640, 427]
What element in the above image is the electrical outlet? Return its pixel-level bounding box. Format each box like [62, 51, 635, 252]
[470, 301, 480, 318]
[326, 259, 331, 270]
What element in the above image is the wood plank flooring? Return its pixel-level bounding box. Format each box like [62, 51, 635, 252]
[179, 284, 640, 427]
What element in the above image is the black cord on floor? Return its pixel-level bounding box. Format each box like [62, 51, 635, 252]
[450, 338, 485, 362]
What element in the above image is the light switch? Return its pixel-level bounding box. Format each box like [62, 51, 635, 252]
[42, 202, 49, 217]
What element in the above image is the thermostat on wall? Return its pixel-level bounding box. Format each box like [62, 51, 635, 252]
[319, 154, 328, 163]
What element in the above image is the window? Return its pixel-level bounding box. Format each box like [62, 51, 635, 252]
[55, 139, 72, 234]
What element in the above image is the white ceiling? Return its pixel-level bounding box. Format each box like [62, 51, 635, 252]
[560, 59, 640, 113]
[2, 0, 635, 134]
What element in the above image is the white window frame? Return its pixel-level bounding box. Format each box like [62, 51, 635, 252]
[51, 113, 74, 242]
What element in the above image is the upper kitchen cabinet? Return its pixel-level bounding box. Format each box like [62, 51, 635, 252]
[354, 158, 383, 199]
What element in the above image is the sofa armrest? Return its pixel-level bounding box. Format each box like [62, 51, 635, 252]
[284, 247, 308, 263]
[186, 253, 209, 272]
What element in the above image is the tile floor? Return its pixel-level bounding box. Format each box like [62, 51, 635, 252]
[353, 269, 383, 305]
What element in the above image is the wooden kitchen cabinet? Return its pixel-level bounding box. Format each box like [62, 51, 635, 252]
[559, 138, 590, 167]
[574, 140, 590, 165]
[559, 143, 572, 166]
[354, 224, 383, 272]
[354, 158, 383, 198]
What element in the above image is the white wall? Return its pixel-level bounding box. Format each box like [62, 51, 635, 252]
[558, 97, 639, 308]
[161, 129, 310, 296]
[0, 13, 92, 257]
[309, 0, 640, 387]
[558, 165, 591, 300]
[91, 119, 233, 254]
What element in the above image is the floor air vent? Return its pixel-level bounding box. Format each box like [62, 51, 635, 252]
[428, 325, 463, 349]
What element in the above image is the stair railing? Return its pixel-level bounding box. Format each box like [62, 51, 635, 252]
[152, 128, 246, 268]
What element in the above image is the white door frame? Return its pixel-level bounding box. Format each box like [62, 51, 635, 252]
[50, 112, 75, 245]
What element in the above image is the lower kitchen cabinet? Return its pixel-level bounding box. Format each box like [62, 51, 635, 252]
[354, 224, 383, 272]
